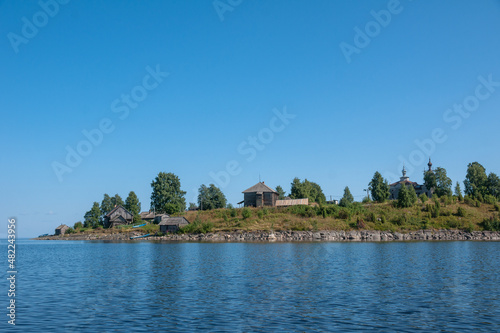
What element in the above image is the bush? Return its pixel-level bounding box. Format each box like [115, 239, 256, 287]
[381, 215, 387, 224]
[484, 195, 497, 205]
[457, 206, 466, 217]
[464, 195, 473, 206]
[356, 217, 366, 229]
[230, 208, 237, 217]
[257, 210, 264, 219]
[73, 221, 83, 230]
[475, 200, 481, 208]
[427, 203, 440, 218]
[419, 193, 428, 203]
[337, 208, 350, 220]
[482, 217, 500, 231]
[66, 227, 75, 234]
[495, 203, 500, 212]
[242, 208, 251, 219]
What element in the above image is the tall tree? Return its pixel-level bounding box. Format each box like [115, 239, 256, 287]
[464, 162, 488, 198]
[111, 194, 124, 207]
[276, 185, 286, 200]
[84, 202, 101, 228]
[369, 171, 390, 203]
[397, 184, 413, 208]
[434, 167, 452, 197]
[339, 186, 354, 207]
[290, 178, 326, 204]
[198, 184, 227, 210]
[408, 184, 418, 205]
[454, 181, 463, 201]
[125, 191, 141, 222]
[423, 170, 437, 192]
[100, 193, 114, 224]
[487, 172, 500, 198]
[150, 172, 186, 214]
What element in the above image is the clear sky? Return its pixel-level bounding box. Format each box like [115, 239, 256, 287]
[2, 0, 500, 238]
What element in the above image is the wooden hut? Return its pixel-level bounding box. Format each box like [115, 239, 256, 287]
[55, 224, 69, 235]
[159, 217, 190, 233]
[154, 214, 170, 224]
[140, 211, 156, 222]
[104, 206, 133, 228]
[242, 182, 278, 207]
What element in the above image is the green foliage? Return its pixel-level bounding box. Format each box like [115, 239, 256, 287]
[397, 184, 416, 208]
[230, 208, 237, 217]
[423, 170, 437, 192]
[84, 202, 101, 228]
[454, 181, 463, 201]
[198, 184, 227, 210]
[125, 191, 141, 222]
[73, 221, 83, 230]
[494, 203, 499, 212]
[369, 171, 390, 203]
[339, 186, 354, 207]
[457, 206, 466, 217]
[482, 216, 500, 231]
[242, 208, 251, 219]
[100, 194, 114, 217]
[287, 205, 316, 217]
[188, 202, 198, 210]
[290, 178, 326, 204]
[381, 215, 387, 224]
[419, 193, 428, 203]
[276, 185, 286, 200]
[484, 194, 497, 205]
[226, 203, 234, 209]
[464, 162, 488, 199]
[487, 172, 500, 198]
[426, 203, 440, 218]
[150, 172, 186, 214]
[257, 210, 264, 219]
[434, 167, 452, 197]
[475, 200, 481, 208]
[111, 194, 124, 207]
[179, 215, 214, 234]
[66, 227, 75, 234]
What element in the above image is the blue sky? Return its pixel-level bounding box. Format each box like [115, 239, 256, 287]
[1, 0, 500, 237]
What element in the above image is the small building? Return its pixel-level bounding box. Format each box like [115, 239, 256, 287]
[140, 211, 156, 222]
[55, 224, 69, 235]
[154, 214, 170, 224]
[104, 206, 133, 228]
[389, 162, 433, 200]
[326, 200, 339, 205]
[159, 217, 190, 233]
[242, 181, 279, 207]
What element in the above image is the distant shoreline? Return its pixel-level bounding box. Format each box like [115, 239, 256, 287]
[35, 229, 500, 242]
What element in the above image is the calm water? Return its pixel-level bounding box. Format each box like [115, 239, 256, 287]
[2, 240, 500, 332]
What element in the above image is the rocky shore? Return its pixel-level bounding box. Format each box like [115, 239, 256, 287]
[36, 229, 500, 242]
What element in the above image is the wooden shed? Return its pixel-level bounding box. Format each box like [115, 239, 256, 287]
[55, 224, 69, 235]
[140, 211, 156, 222]
[159, 217, 190, 233]
[154, 214, 170, 224]
[242, 182, 279, 207]
[104, 206, 133, 228]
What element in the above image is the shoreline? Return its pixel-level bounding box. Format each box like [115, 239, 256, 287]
[35, 229, 500, 242]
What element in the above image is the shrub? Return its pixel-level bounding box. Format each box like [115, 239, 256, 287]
[66, 227, 75, 234]
[457, 206, 466, 217]
[337, 208, 350, 220]
[495, 203, 500, 212]
[230, 208, 237, 217]
[475, 200, 481, 208]
[381, 215, 387, 224]
[242, 208, 251, 219]
[73, 221, 83, 230]
[464, 195, 473, 206]
[482, 217, 500, 231]
[356, 217, 366, 229]
[257, 210, 264, 219]
[427, 203, 440, 218]
[484, 195, 497, 205]
[419, 193, 428, 203]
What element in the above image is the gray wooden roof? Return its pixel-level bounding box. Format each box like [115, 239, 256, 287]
[158, 217, 190, 226]
[242, 182, 278, 194]
[55, 224, 69, 230]
[105, 205, 133, 218]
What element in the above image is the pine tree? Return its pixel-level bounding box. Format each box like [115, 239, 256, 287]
[339, 186, 354, 207]
[369, 171, 390, 203]
[125, 191, 141, 222]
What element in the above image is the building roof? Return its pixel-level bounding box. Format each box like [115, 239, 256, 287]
[158, 217, 190, 226]
[105, 205, 132, 218]
[140, 211, 156, 219]
[55, 224, 69, 230]
[242, 182, 278, 194]
[390, 179, 419, 187]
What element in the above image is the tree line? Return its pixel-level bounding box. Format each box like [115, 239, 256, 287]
[79, 161, 499, 228]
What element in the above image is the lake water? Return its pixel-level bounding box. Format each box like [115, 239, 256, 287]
[3, 240, 500, 332]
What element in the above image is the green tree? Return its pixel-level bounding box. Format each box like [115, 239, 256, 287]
[125, 191, 141, 222]
[111, 194, 124, 207]
[84, 202, 101, 228]
[408, 184, 418, 206]
[339, 186, 354, 207]
[276, 185, 286, 200]
[368, 171, 390, 203]
[397, 184, 412, 208]
[434, 167, 452, 197]
[198, 184, 227, 210]
[150, 172, 186, 214]
[454, 181, 463, 201]
[101, 194, 113, 216]
[423, 170, 437, 193]
[290, 178, 326, 204]
[464, 162, 488, 199]
[487, 172, 500, 198]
